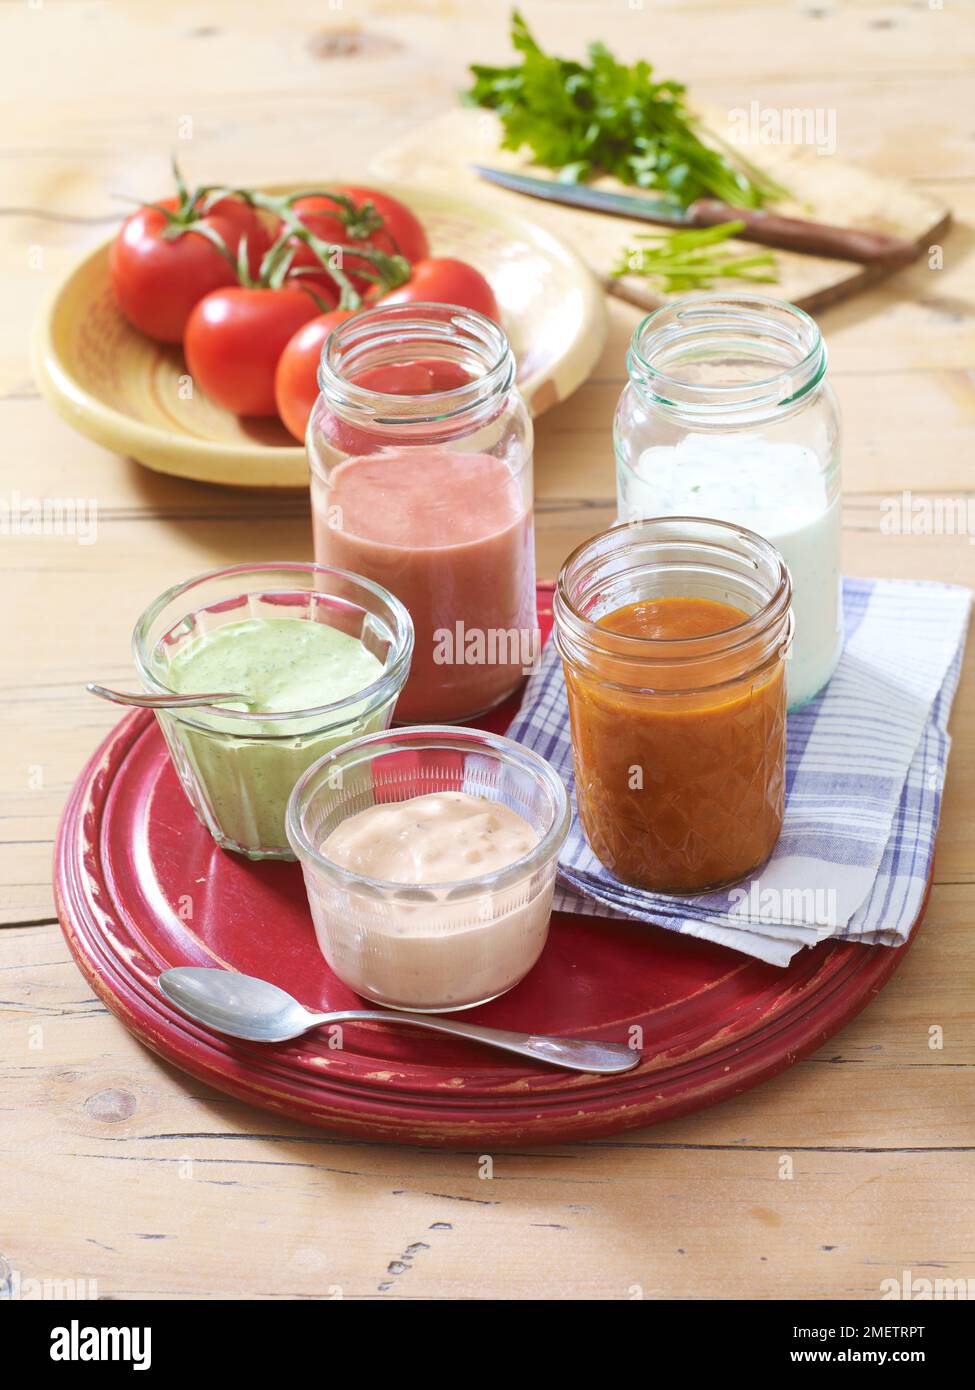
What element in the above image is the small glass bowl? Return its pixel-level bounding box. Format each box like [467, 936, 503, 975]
[133, 562, 413, 860]
[286, 726, 570, 1012]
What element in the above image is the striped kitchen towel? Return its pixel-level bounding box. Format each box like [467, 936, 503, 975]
[506, 578, 971, 966]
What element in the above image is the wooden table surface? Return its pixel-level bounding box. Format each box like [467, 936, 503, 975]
[2, 0, 974, 1302]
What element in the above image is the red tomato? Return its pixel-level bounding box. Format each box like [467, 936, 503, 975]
[285, 186, 429, 294]
[276, 309, 476, 447]
[185, 286, 319, 417]
[274, 309, 356, 441]
[372, 258, 500, 322]
[110, 196, 270, 343]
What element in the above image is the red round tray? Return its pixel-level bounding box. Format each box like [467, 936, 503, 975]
[55, 590, 925, 1146]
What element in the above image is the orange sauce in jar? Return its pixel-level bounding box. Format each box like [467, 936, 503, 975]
[563, 595, 786, 894]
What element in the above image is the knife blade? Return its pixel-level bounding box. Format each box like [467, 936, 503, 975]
[471, 164, 921, 268]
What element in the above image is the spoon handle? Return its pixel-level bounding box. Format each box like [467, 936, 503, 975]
[87, 682, 251, 710]
[316, 1010, 641, 1075]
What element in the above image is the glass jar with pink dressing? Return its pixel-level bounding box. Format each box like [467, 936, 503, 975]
[287, 726, 570, 1012]
[307, 301, 537, 724]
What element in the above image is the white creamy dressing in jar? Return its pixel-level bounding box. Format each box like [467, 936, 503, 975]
[618, 433, 843, 708]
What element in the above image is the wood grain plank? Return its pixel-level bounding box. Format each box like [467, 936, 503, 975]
[1, 902, 972, 1299]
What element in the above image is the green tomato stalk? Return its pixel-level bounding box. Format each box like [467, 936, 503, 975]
[208, 186, 412, 310]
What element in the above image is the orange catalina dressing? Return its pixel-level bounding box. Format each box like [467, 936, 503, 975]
[564, 596, 786, 894]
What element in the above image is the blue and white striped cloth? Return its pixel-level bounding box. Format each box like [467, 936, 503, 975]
[507, 578, 971, 966]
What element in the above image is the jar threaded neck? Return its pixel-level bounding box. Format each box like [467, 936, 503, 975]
[626, 292, 826, 425]
[317, 300, 514, 429]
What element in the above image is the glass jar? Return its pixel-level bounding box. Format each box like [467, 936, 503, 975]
[554, 518, 793, 895]
[133, 562, 413, 860]
[287, 726, 570, 1012]
[615, 293, 841, 710]
[308, 301, 537, 725]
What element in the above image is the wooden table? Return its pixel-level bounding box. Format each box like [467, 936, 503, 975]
[2, 0, 974, 1301]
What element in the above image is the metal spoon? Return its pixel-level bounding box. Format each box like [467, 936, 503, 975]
[158, 967, 641, 1075]
[87, 682, 253, 710]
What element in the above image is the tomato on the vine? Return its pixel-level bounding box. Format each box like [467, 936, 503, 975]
[372, 257, 500, 322]
[274, 308, 356, 441]
[110, 195, 270, 343]
[274, 309, 477, 444]
[185, 286, 319, 417]
[285, 186, 429, 294]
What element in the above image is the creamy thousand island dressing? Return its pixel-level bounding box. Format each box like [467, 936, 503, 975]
[313, 792, 549, 1010]
[163, 617, 387, 854]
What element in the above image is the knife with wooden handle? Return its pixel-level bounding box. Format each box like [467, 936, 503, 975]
[472, 165, 922, 268]
[688, 199, 919, 266]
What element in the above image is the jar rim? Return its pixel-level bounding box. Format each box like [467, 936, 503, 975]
[554, 516, 793, 690]
[627, 292, 826, 420]
[316, 300, 514, 427]
[286, 724, 571, 896]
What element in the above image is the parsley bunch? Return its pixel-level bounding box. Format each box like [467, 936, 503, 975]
[466, 12, 786, 209]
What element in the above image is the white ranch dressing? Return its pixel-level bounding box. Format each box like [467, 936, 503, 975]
[618, 433, 843, 708]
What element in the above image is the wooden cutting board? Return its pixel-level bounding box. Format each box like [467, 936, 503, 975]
[372, 109, 952, 314]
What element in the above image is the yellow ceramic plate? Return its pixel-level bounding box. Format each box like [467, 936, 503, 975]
[33, 182, 608, 489]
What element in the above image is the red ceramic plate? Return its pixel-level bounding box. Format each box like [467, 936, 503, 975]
[55, 588, 924, 1146]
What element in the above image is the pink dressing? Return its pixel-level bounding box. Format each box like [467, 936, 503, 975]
[312, 449, 536, 723]
[320, 791, 539, 883]
[310, 790, 549, 1010]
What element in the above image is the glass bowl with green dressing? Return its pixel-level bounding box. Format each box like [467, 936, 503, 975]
[132, 562, 413, 860]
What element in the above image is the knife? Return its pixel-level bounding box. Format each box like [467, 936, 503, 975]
[471, 164, 921, 268]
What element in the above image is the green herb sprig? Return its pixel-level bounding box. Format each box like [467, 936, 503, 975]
[465, 12, 787, 210]
[613, 221, 778, 293]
